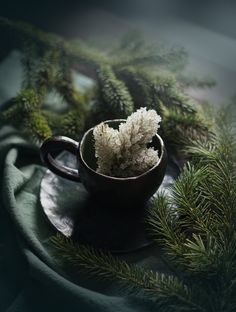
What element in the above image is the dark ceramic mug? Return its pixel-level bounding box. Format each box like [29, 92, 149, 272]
[40, 119, 168, 207]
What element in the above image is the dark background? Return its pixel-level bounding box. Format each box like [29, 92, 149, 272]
[1, 0, 236, 39]
[1, 0, 236, 105]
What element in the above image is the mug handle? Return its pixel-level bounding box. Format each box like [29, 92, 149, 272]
[40, 136, 81, 182]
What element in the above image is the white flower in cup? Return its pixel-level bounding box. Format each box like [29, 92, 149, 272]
[93, 107, 162, 177]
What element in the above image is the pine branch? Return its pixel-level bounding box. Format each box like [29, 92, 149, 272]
[114, 67, 211, 152]
[115, 68, 209, 147]
[0, 18, 106, 74]
[43, 109, 85, 140]
[21, 48, 61, 98]
[114, 67, 163, 112]
[160, 105, 210, 152]
[0, 17, 211, 149]
[51, 234, 205, 312]
[111, 31, 188, 72]
[1, 89, 51, 142]
[2, 89, 40, 116]
[53, 48, 87, 110]
[68, 39, 108, 71]
[49, 112, 236, 311]
[147, 193, 188, 262]
[96, 65, 134, 119]
[153, 75, 196, 114]
[178, 73, 216, 89]
[59, 110, 85, 140]
[148, 110, 236, 281]
[109, 30, 145, 56]
[22, 111, 52, 142]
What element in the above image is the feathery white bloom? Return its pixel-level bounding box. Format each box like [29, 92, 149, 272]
[93, 123, 120, 175]
[119, 107, 161, 149]
[115, 147, 159, 177]
[93, 107, 162, 177]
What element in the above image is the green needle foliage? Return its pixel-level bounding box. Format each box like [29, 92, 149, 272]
[0, 18, 210, 149]
[1, 17, 235, 312]
[114, 67, 163, 112]
[178, 73, 216, 89]
[1, 89, 52, 142]
[96, 65, 134, 119]
[111, 30, 188, 72]
[114, 67, 209, 152]
[51, 234, 203, 312]
[52, 107, 236, 312]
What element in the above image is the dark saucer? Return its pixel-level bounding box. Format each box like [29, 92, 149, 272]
[40, 152, 180, 253]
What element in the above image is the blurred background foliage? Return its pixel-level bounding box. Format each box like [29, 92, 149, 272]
[0, 18, 213, 160]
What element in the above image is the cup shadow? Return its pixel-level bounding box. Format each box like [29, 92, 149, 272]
[71, 196, 151, 253]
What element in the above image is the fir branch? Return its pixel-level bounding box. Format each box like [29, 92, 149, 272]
[50, 115, 236, 311]
[1, 89, 51, 142]
[21, 48, 61, 97]
[114, 67, 201, 119]
[154, 75, 196, 114]
[0, 18, 106, 74]
[160, 105, 210, 151]
[147, 193, 187, 261]
[114, 67, 210, 152]
[60, 110, 85, 140]
[68, 39, 108, 71]
[111, 31, 188, 72]
[0, 17, 63, 53]
[96, 65, 134, 119]
[51, 234, 205, 312]
[0, 17, 211, 149]
[53, 48, 87, 109]
[2, 89, 40, 117]
[114, 67, 163, 112]
[178, 73, 216, 89]
[22, 111, 52, 142]
[43, 109, 85, 140]
[148, 112, 236, 281]
[109, 30, 145, 56]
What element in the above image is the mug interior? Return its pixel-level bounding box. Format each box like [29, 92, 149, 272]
[80, 120, 163, 175]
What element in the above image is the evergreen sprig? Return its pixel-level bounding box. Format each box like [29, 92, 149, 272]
[178, 73, 216, 89]
[0, 18, 210, 149]
[114, 67, 163, 112]
[51, 234, 204, 312]
[1, 89, 52, 142]
[51, 108, 236, 311]
[111, 31, 188, 72]
[96, 65, 134, 119]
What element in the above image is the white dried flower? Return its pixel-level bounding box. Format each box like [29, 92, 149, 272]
[93, 123, 120, 175]
[119, 107, 161, 150]
[93, 107, 162, 177]
[115, 147, 159, 177]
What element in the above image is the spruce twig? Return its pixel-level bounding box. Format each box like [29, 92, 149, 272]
[96, 65, 134, 119]
[51, 234, 205, 312]
[50, 106, 236, 312]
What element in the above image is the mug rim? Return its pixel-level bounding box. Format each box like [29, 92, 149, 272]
[79, 119, 165, 181]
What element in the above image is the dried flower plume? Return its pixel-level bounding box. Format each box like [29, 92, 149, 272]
[93, 107, 162, 177]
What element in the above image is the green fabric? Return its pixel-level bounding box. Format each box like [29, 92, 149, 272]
[0, 126, 168, 312]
